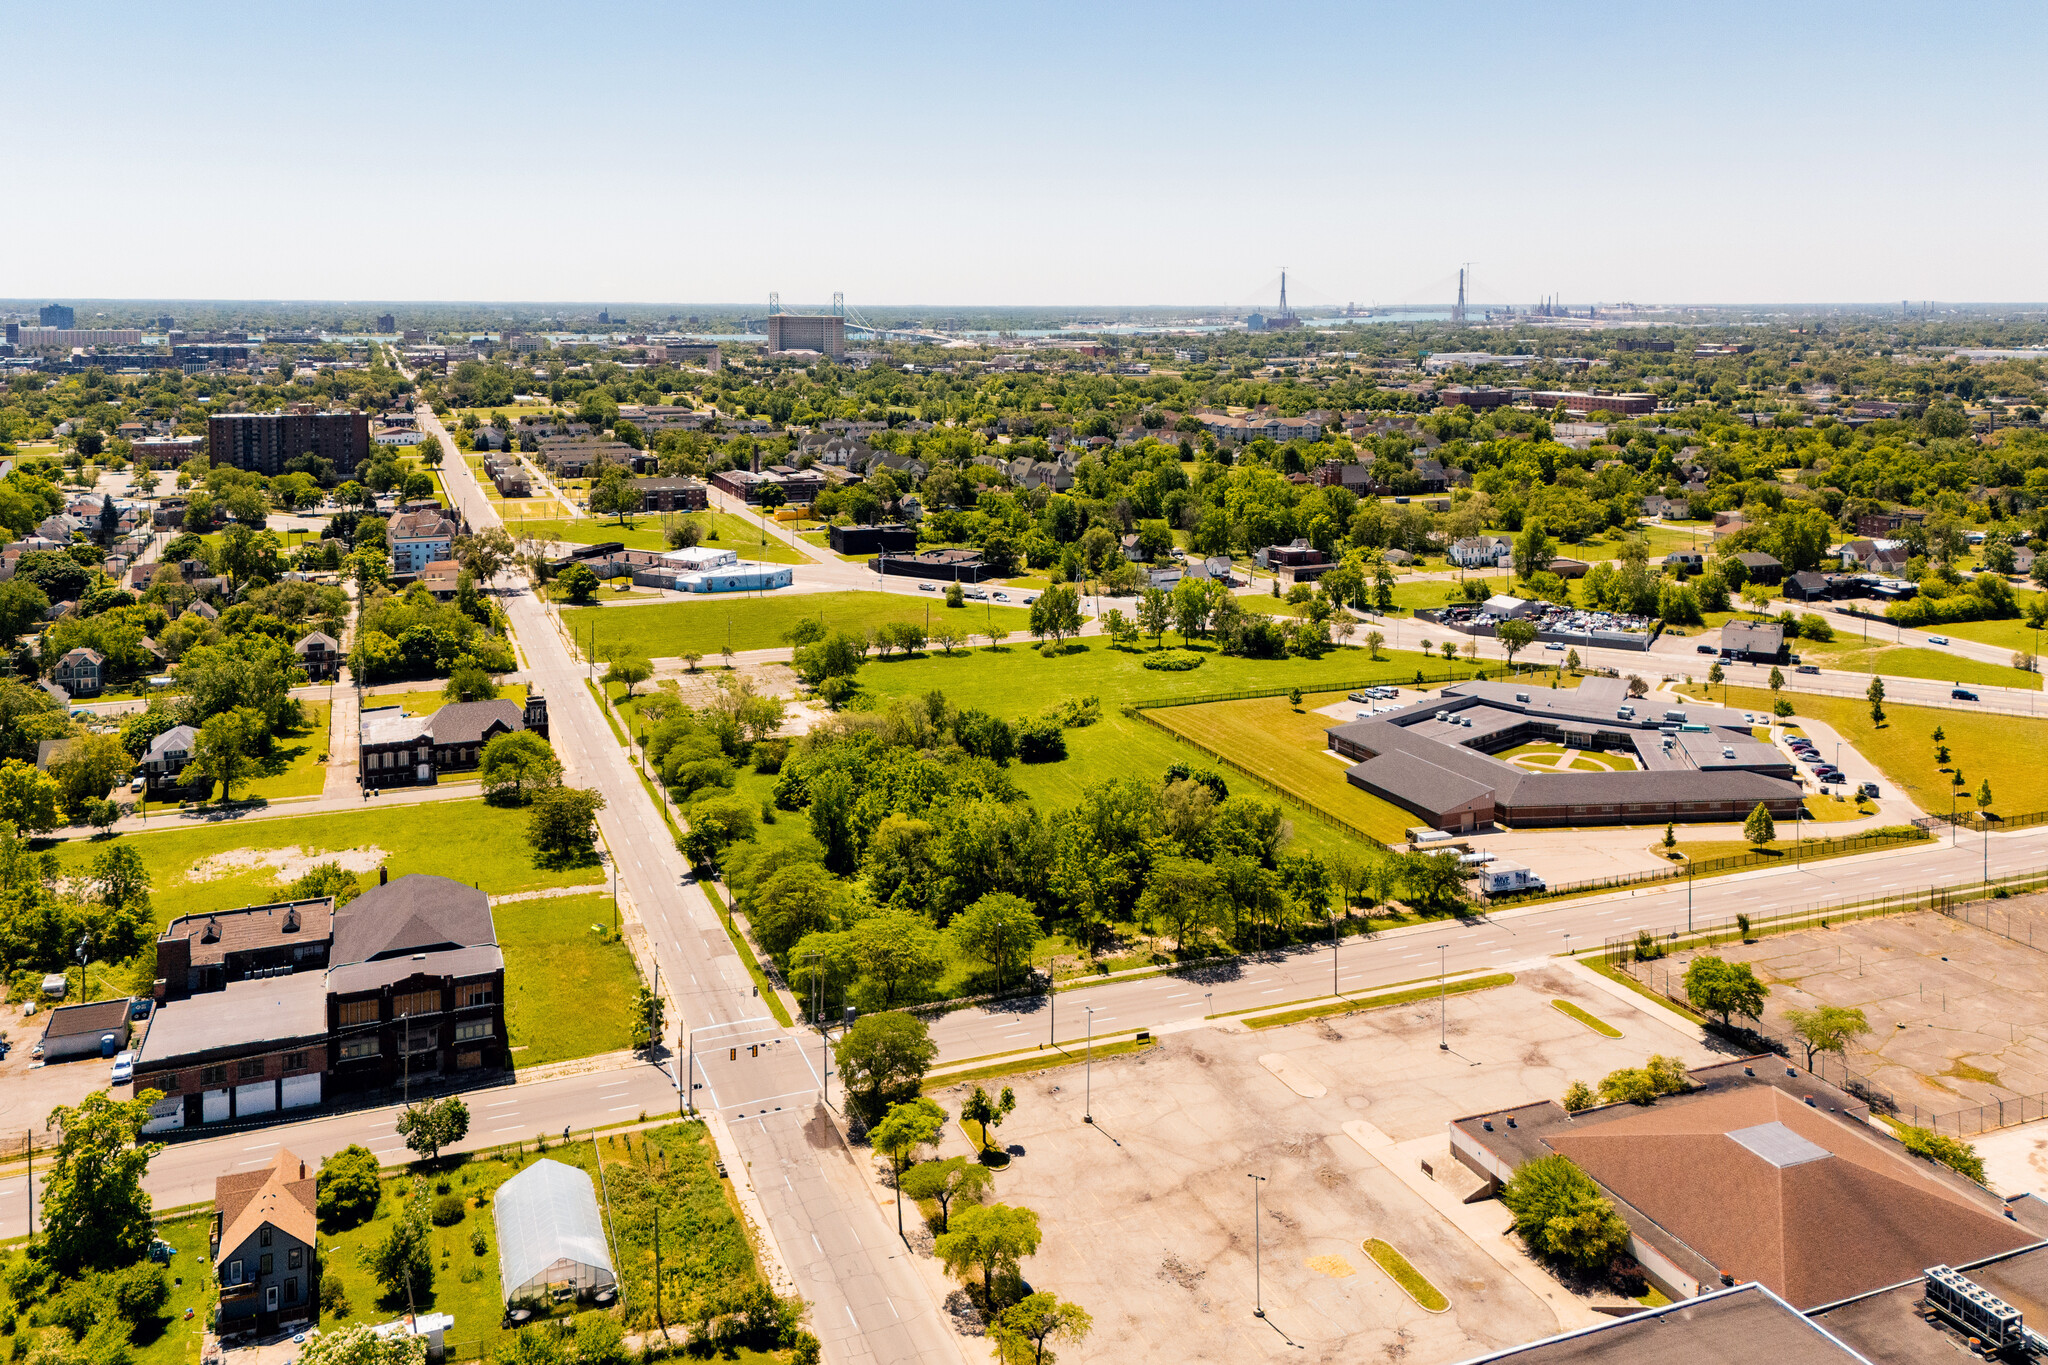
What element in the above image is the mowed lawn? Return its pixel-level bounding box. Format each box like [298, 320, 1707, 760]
[361, 682, 530, 720]
[50, 799, 604, 928]
[1717, 685, 2048, 817]
[565, 591, 1036, 659]
[1150, 692, 1420, 843]
[513, 513, 807, 563]
[1793, 638, 2042, 689]
[1939, 615, 2048, 657]
[498, 893, 642, 1068]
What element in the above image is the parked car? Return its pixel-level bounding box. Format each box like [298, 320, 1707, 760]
[1348, 692, 1371, 703]
[129, 776, 145, 792]
[1796, 664, 1820, 675]
[1697, 643, 1716, 654]
[110, 1051, 135, 1085]
[1952, 688, 1979, 701]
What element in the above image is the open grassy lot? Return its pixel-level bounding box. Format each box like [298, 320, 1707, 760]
[1718, 685, 2048, 816]
[499, 893, 641, 1068]
[512, 513, 807, 563]
[1792, 636, 2042, 689]
[1672, 828, 1928, 865]
[132, 1212, 215, 1365]
[1384, 576, 1510, 614]
[1939, 616, 2048, 657]
[50, 799, 603, 929]
[230, 701, 332, 801]
[564, 591, 1036, 660]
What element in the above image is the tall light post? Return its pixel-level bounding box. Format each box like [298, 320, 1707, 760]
[1247, 1173, 1268, 1318]
[1083, 1006, 1096, 1124]
[1437, 943, 1450, 1050]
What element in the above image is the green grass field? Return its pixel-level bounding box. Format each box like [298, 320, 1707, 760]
[563, 591, 1036, 660]
[1717, 685, 2048, 816]
[51, 799, 603, 929]
[1792, 636, 2042, 689]
[1938, 616, 2048, 657]
[125, 1212, 214, 1365]
[1385, 577, 1511, 613]
[512, 513, 807, 563]
[229, 701, 332, 802]
[499, 893, 642, 1068]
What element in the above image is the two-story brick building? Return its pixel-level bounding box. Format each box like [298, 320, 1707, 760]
[358, 694, 549, 790]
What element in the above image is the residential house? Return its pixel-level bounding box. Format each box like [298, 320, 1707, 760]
[1449, 536, 1512, 569]
[50, 647, 104, 696]
[1382, 549, 1418, 566]
[1413, 458, 1450, 493]
[1119, 533, 1150, 563]
[1308, 459, 1375, 493]
[388, 509, 457, 575]
[419, 560, 462, 598]
[293, 632, 341, 680]
[1546, 557, 1590, 579]
[1663, 551, 1705, 576]
[138, 724, 200, 795]
[1642, 495, 1691, 520]
[213, 1150, 319, 1335]
[1840, 538, 1911, 575]
[1782, 570, 1835, 602]
[1733, 551, 1784, 585]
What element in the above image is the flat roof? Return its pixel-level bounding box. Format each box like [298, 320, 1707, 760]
[360, 705, 430, 746]
[136, 973, 328, 1065]
[1457, 1283, 1871, 1365]
[1814, 1244, 2048, 1364]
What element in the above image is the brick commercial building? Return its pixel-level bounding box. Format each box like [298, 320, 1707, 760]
[629, 476, 709, 512]
[208, 408, 370, 476]
[133, 872, 510, 1131]
[359, 694, 549, 790]
[766, 313, 846, 360]
[1526, 390, 1658, 416]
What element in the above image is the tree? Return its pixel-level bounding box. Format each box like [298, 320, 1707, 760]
[1785, 1005, 1871, 1071]
[1683, 955, 1768, 1027]
[90, 843, 151, 916]
[479, 731, 562, 805]
[1029, 585, 1083, 646]
[1500, 1154, 1630, 1269]
[848, 910, 946, 1005]
[994, 1293, 1094, 1365]
[1513, 519, 1555, 583]
[192, 706, 266, 805]
[1364, 628, 1385, 659]
[443, 658, 497, 703]
[395, 1096, 470, 1162]
[46, 731, 134, 823]
[1978, 779, 1994, 814]
[1743, 801, 1776, 849]
[936, 1203, 1042, 1311]
[526, 786, 605, 866]
[835, 1011, 939, 1123]
[631, 983, 665, 1052]
[950, 893, 1043, 984]
[679, 792, 757, 875]
[1768, 665, 1785, 698]
[1560, 1080, 1594, 1113]
[1624, 673, 1649, 698]
[0, 759, 62, 834]
[318, 1144, 384, 1230]
[362, 1178, 434, 1303]
[1707, 661, 1724, 696]
[605, 654, 653, 697]
[1137, 586, 1171, 645]
[1136, 856, 1221, 950]
[1495, 618, 1537, 670]
[41, 1089, 165, 1273]
[298, 1322, 428, 1365]
[961, 1085, 1016, 1156]
[870, 1097, 947, 1238]
[1896, 1124, 1987, 1183]
[900, 1156, 991, 1235]
[556, 563, 599, 604]
[1867, 674, 1886, 727]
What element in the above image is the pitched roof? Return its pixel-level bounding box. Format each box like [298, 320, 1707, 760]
[294, 631, 339, 652]
[330, 873, 495, 969]
[215, 1150, 317, 1265]
[426, 699, 526, 747]
[160, 898, 333, 969]
[493, 1159, 616, 1300]
[1550, 1086, 2033, 1308]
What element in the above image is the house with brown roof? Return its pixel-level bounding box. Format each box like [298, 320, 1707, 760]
[213, 1149, 319, 1334]
[1452, 1060, 2037, 1309]
[358, 694, 549, 789]
[418, 559, 462, 598]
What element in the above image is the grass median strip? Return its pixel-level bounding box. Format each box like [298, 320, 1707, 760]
[924, 1037, 1156, 1091]
[1244, 974, 1515, 1030]
[586, 677, 629, 744]
[1552, 999, 1623, 1037]
[1363, 1238, 1449, 1311]
[1583, 958, 1705, 1024]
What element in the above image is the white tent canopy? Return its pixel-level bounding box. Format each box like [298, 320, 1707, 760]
[492, 1159, 617, 1304]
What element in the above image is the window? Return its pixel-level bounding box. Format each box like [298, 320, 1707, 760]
[457, 982, 495, 1009]
[156, 1073, 180, 1092]
[339, 999, 379, 1025]
[339, 1037, 379, 1061]
[260, 1227, 272, 1247]
[288, 1247, 303, 1269]
[394, 989, 439, 1018]
[201, 1065, 228, 1086]
[285, 1277, 298, 1304]
[405, 1030, 437, 1053]
[259, 1253, 273, 1275]
[454, 1019, 492, 1043]
[283, 1052, 307, 1072]
[238, 1057, 265, 1080]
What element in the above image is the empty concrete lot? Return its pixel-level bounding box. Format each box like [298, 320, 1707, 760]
[1634, 896, 2048, 1118]
[928, 966, 1715, 1365]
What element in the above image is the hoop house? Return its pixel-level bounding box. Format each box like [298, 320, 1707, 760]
[492, 1159, 617, 1305]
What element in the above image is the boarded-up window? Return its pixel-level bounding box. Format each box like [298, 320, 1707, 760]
[338, 999, 379, 1025]
[457, 982, 495, 1008]
[394, 989, 439, 1017]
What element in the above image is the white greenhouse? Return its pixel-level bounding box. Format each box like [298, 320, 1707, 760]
[492, 1159, 618, 1306]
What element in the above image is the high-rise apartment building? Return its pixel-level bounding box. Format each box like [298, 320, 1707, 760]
[12, 327, 142, 349]
[39, 304, 75, 329]
[377, 314, 396, 333]
[765, 314, 845, 360]
[207, 408, 370, 477]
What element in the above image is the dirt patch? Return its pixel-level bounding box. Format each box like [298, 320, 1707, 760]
[185, 844, 389, 885]
[1158, 1254, 1205, 1291]
[1307, 1253, 1357, 1278]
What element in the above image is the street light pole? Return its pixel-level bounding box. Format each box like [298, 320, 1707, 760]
[1437, 944, 1449, 1050]
[1248, 1173, 1268, 1318]
[1084, 1006, 1095, 1124]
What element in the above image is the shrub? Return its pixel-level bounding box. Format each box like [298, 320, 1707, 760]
[1140, 649, 1204, 671]
[1015, 716, 1067, 763]
[1896, 1124, 1987, 1183]
[1501, 1154, 1631, 1268]
[1561, 1081, 1594, 1112]
[431, 1194, 465, 1227]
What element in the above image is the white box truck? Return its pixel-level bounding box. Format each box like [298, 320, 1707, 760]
[1480, 862, 1545, 895]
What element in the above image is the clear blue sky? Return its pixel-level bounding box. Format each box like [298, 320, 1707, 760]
[10, 1, 2045, 306]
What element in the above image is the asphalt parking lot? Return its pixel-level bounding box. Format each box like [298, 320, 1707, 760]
[925, 965, 1716, 1364]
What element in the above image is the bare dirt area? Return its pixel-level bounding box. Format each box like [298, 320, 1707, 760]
[1629, 897, 2048, 1120]
[0, 1002, 120, 1139]
[185, 844, 389, 885]
[921, 968, 1714, 1365]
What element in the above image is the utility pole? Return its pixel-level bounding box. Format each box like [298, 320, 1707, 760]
[1437, 944, 1450, 1050]
[1084, 1006, 1095, 1123]
[1248, 1172, 1268, 1317]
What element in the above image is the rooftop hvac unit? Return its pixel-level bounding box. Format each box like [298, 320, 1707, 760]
[1515, 692, 1529, 703]
[1722, 747, 1736, 759]
[1924, 1265, 2032, 1354]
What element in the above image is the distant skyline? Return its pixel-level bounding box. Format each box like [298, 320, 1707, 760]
[9, 1, 2047, 306]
